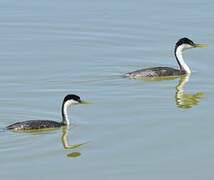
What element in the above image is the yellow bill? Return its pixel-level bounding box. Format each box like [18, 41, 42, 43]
[194, 43, 208, 48]
[80, 100, 91, 104]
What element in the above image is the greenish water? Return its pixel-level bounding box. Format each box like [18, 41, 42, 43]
[0, 0, 214, 179]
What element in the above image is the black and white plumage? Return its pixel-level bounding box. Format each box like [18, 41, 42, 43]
[6, 94, 82, 131]
[124, 37, 207, 78]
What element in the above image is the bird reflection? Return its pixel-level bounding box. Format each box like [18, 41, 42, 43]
[8, 125, 85, 158]
[133, 74, 204, 109]
[61, 126, 86, 158]
[175, 74, 204, 109]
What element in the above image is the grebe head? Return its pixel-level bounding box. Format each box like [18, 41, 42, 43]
[174, 37, 208, 74]
[175, 37, 208, 52]
[63, 94, 82, 106]
[61, 94, 82, 126]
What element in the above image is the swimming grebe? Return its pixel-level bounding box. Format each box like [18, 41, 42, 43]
[6, 94, 83, 131]
[124, 37, 207, 78]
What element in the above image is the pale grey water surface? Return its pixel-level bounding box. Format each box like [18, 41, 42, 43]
[0, 0, 214, 179]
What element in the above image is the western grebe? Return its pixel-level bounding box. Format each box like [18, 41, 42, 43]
[124, 37, 207, 78]
[6, 94, 83, 131]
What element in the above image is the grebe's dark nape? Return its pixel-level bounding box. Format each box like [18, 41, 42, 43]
[124, 37, 208, 78]
[7, 94, 83, 131]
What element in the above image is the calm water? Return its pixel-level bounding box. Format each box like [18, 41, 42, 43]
[0, 0, 214, 179]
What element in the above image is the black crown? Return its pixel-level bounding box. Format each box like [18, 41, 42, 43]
[63, 94, 81, 103]
[176, 37, 195, 47]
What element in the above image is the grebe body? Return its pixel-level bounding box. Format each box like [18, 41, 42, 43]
[125, 38, 207, 78]
[6, 94, 83, 131]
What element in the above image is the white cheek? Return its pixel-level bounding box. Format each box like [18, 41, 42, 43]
[63, 100, 79, 114]
[71, 99, 79, 105]
[186, 44, 193, 49]
[67, 100, 78, 106]
[180, 44, 193, 51]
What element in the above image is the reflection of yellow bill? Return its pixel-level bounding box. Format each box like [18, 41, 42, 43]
[194, 43, 208, 48]
[67, 152, 81, 158]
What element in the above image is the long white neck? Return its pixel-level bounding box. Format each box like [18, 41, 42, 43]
[62, 101, 71, 126]
[175, 45, 191, 74]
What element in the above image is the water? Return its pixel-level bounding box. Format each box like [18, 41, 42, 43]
[0, 0, 213, 179]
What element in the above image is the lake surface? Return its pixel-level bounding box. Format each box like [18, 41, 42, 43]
[0, 0, 213, 179]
